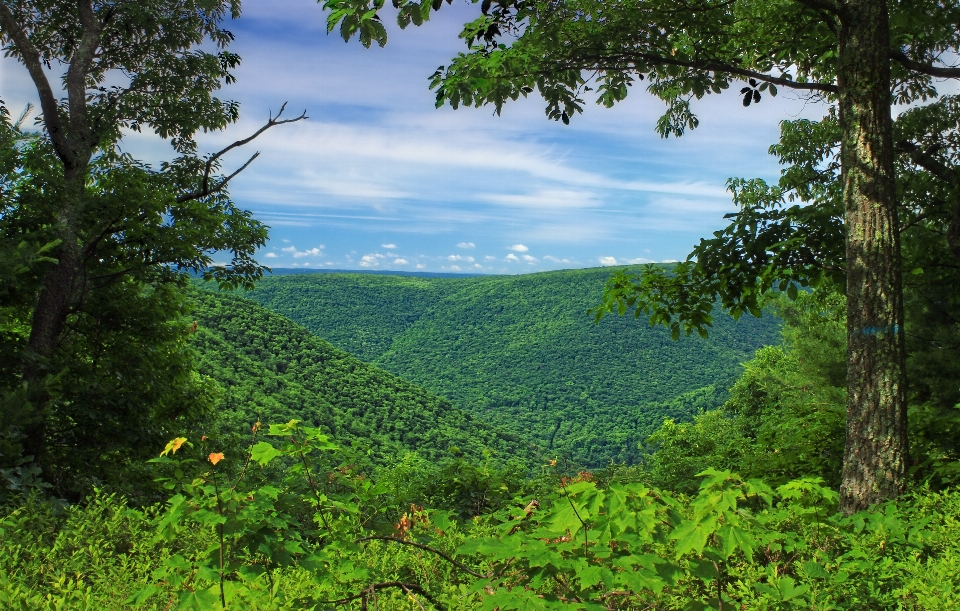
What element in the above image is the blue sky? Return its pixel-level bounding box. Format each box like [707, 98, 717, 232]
[1, 0, 832, 274]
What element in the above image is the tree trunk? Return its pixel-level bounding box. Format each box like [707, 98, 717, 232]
[837, 0, 908, 514]
[20, 173, 86, 470]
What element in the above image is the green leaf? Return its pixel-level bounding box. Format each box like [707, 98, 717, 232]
[718, 524, 756, 561]
[777, 576, 810, 601]
[250, 442, 281, 466]
[670, 516, 717, 558]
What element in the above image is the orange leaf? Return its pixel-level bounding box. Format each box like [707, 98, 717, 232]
[160, 437, 188, 457]
[208, 452, 225, 465]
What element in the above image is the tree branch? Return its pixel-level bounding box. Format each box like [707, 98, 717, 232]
[65, 0, 103, 159]
[0, 4, 72, 165]
[578, 52, 838, 94]
[315, 582, 446, 609]
[896, 140, 959, 184]
[175, 102, 307, 203]
[791, 0, 843, 16]
[890, 50, 960, 79]
[356, 535, 489, 578]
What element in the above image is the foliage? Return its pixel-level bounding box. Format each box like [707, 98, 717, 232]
[639, 290, 960, 494]
[190, 289, 530, 469]
[240, 268, 780, 468]
[323, 0, 960, 510]
[4, 444, 960, 610]
[0, 1, 306, 495]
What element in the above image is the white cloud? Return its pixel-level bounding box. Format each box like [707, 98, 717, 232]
[484, 255, 497, 261]
[522, 254, 538, 263]
[481, 189, 600, 210]
[543, 255, 572, 264]
[474, 263, 483, 268]
[416, 263, 426, 269]
[382, 243, 397, 249]
[450, 265, 461, 271]
[281, 245, 325, 258]
[359, 254, 380, 267]
[505, 253, 520, 262]
[507, 244, 529, 252]
[448, 254, 475, 262]
[624, 257, 653, 264]
[393, 258, 408, 265]
[457, 242, 476, 249]
[264, 252, 277, 258]
[599, 256, 619, 266]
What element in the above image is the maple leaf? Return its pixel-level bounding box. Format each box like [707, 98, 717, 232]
[160, 437, 188, 457]
[208, 452, 225, 465]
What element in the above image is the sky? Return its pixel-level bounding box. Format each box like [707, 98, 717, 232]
[0, 0, 833, 274]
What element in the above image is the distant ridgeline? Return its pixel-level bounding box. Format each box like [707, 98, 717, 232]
[190, 290, 529, 466]
[237, 266, 782, 468]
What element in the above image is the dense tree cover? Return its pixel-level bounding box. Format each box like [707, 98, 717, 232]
[190, 289, 530, 469]
[2, 419, 959, 610]
[323, 0, 960, 511]
[241, 267, 780, 467]
[0, 2, 302, 496]
[638, 290, 960, 498]
[3, 257, 959, 610]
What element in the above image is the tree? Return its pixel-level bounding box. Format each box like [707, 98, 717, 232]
[0, 0, 304, 491]
[323, 0, 960, 512]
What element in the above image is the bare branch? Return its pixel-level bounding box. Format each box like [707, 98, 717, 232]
[356, 535, 489, 578]
[890, 50, 960, 79]
[0, 5, 71, 165]
[176, 152, 261, 203]
[175, 102, 307, 203]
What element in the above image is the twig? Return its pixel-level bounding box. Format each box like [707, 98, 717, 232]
[356, 535, 489, 578]
[176, 102, 307, 203]
[315, 582, 446, 610]
[400, 584, 428, 611]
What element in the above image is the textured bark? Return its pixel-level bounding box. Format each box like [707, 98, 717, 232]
[0, 2, 97, 468]
[837, 0, 908, 514]
[948, 196, 960, 265]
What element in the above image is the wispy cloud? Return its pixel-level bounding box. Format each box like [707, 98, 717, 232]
[507, 244, 529, 252]
[480, 189, 601, 210]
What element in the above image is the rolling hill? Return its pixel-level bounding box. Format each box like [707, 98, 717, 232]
[189, 289, 529, 466]
[239, 266, 781, 467]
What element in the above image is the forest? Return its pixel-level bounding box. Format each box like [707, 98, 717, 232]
[3, 0, 960, 609]
[241, 268, 780, 466]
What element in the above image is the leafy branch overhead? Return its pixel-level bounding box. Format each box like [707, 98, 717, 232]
[323, 0, 960, 513]
[0, 0, 307, 494]
[323, 0, 958, 134]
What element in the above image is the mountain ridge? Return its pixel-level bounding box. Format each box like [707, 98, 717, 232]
[239, 266, 781, 467]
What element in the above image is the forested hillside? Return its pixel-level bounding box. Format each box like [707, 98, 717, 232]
[243, 267, 781, 466]
[190, 290, 528, 466]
